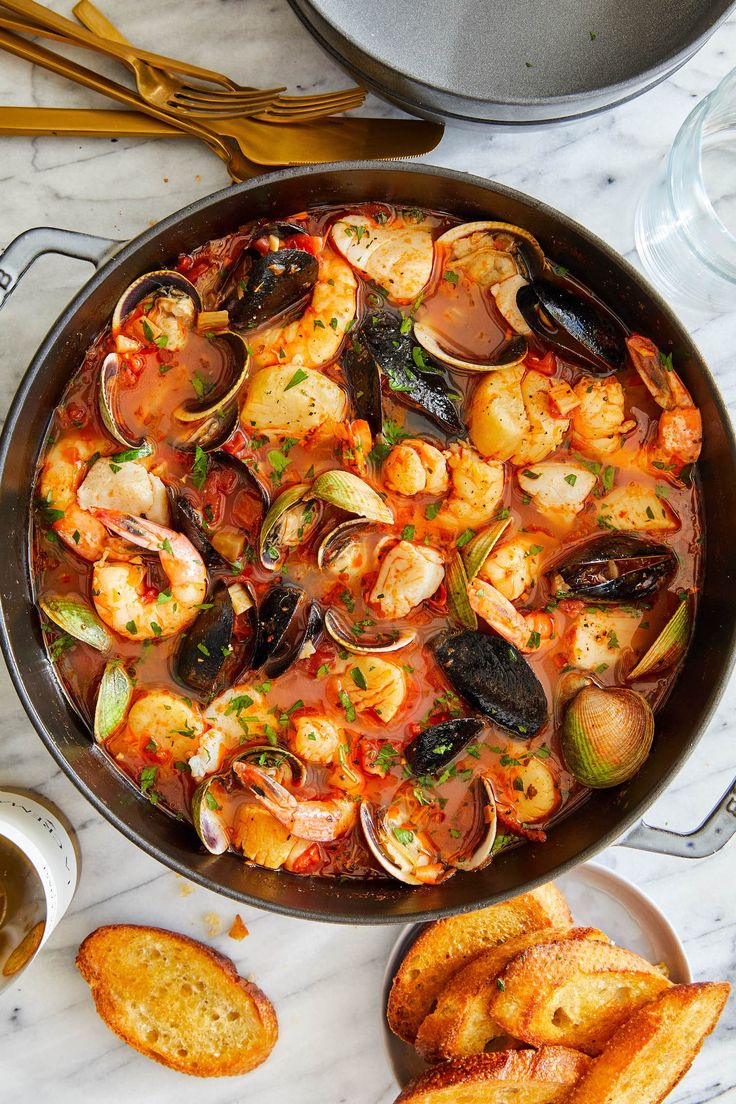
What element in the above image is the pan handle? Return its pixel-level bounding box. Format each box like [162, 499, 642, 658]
[0, 226, 122, 312]
[618, 774, 736, 858]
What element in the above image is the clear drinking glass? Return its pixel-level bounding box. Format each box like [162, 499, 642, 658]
[636, 66, 736, 314]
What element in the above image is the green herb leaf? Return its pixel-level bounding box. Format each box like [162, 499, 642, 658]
[284, 368, 308, 391]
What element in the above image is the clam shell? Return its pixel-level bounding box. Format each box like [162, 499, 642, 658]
[258, 483, 312, 569]
[627, 600, 690, 680]
[461, 517, 512, 580]
[111, 270, 201, 336]
[311, 469, 394, 524]
[413, 319, 527, 374]
[323, 607, 415, 654]
[93, 660, 133, 743]
[39, 595, 111, 653]
[173, 330, 250, 424]
[98, 353, 143, 449]
[191, 779, 229, 855]
[561, 685, 654, 788]
[446, 551, 477, 630]
[436, 221, 546, 279]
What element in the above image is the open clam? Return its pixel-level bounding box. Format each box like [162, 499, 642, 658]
[191, 744, 307, 856]
[410, 221, 546, 371]
[39, 594, 111, 653]
[432, 629, 548, 739]
[102, 269, 250, 452]
[360, 775, 496, 885]
[553, 533, 677, 603]
[323, 607, 415, 655]
[258, 484, 322, 570]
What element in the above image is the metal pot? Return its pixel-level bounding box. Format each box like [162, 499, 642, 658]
[1, 163, 734, 924]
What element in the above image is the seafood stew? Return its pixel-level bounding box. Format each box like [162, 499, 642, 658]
[32, 204, 703, 886]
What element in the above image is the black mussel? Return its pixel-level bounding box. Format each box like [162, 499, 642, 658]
[554, 533, 676, 603]
[340, 332, 383, 436]
[432, 630, 548, 739]
[358, 312, 465, 437]
[405, 717, 485, 775]
[222, 248, 318, 331]
[516, 279, 628, 376]
[175, 582, 241, 694]
[167, 491, 233, 574]
[251, 584, 321, 679]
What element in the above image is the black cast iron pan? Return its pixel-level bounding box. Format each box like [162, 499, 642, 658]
[1, 163, 735, 924]
[288, 0, 736, 125]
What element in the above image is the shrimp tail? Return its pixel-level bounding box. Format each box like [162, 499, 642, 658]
[95, 509, 169, 551]
[234, 763, 298, 823]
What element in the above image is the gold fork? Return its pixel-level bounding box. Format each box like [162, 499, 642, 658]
[71, 0, 366, 123]
[0, 0, 284, 113]
[0, 26, 260, 180]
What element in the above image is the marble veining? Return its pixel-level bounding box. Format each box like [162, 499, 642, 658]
[0, 2, 734, 1100]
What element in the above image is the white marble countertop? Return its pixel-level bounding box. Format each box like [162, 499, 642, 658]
[0, 3, 734, 1100]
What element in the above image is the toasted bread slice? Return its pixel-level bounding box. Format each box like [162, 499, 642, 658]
[395, 1047, 593, 1104]
[76, 924, 278, 1077]
[387, 883, 572, 1043]
[489, 939, 671, 1055]
[416, 926, 610, 1061]
[567, 982, 730, 1104]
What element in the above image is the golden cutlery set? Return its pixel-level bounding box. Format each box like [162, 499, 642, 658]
[0, 0, 443, 177]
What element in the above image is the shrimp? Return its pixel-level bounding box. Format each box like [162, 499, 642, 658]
[330, 212, 437, 303]
[369, 541, 445, 619]
[251, 251, 357, 369]
[335, 419, 372, 477]
[627, 334, 702, 473]
[436, 446, 505, 531]
[240, 363, 348, 440]
[234, 762, 357, 842]
[383, 438, 449, 497]
[571, 377, 636, 457]
[92, 512, 206, 639]
[467, 578, 550, 653]
[38, 434, 128, 561]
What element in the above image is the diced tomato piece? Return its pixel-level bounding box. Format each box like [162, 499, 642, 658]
[558, 598, 585, 617]
[289, 844, 322, 875]
[524, 350, 557, 376]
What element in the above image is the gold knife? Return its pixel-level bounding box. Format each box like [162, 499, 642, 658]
[0, 105, 443, 162]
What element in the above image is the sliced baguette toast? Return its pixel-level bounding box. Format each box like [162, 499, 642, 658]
[76, 924, 278, 1077]
[387, 883, 573, 1043]
[415, 926, 610, 1061]
[489, 938, 671, 1055]
[566, 982, 730, 1104]
[394, 1046, 593, 1104]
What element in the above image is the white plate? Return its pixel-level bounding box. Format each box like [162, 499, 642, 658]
[382, 861, 691, 1089]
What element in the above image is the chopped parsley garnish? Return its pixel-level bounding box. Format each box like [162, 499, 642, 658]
[191, 445, 208, 490]
[350, 666, 367, 690]
[284, 368, 308, 391]
[456, 528, 475, 549]
[338, 689, 356, 723]
[401, 524, 415, 541]
[443, 270, 459, 285]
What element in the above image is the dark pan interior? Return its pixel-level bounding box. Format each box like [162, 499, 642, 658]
[288, 0, 736, 122]
[1, 163, 735, 923]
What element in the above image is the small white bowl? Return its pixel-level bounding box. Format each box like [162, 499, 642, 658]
[382, 861, 691, 1089]
[0, 791, 78, 955]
